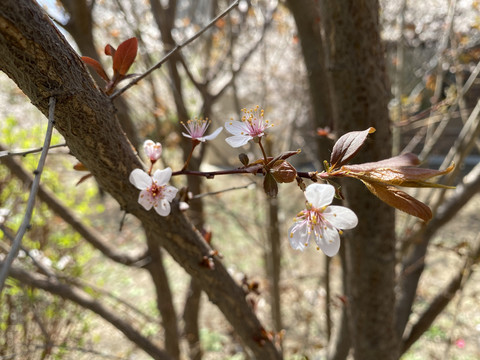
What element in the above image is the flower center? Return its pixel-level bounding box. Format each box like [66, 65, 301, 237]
[148, 182, 164, 199]
[240, 106, 272, 137]
[182, 117, 210, 138]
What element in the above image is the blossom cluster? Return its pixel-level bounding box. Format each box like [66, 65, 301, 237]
[128, 107, 361, 256]
[129, 107, 272, 216]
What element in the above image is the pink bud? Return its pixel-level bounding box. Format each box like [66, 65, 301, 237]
[144, 140, 162, 163]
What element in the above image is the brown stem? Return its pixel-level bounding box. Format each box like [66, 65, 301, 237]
[145, 234, 180, 360]
[258, 138, 269, 163]
[181, 142, 199, 171]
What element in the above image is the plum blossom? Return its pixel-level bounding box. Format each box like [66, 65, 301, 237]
[225, 106, 273, 147]
[144, 140, 162, 163]
[288, 183, 358, 256]
[129, 168, 178, 216]
[181, 117, 222, 142]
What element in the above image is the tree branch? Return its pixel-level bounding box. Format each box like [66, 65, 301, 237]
[0, 143, 148, 267]
[0, 2, 281, 357]
[0, 143, 67, 157]
[0, 97, 55, 293]
[3, 262, 172, 360]
[111, 0, 240, 99]
[400, 235, 480, 354]
[395, 162, 480, 337]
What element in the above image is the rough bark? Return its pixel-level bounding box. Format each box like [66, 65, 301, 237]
[59, 0, 139, 147]
[0, 1, 281, 358]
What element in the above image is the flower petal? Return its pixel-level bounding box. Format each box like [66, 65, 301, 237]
[200, 126, 223, 141]
[288, 221, 310, 251]
[323, 205, 358, 230]
[225, 135, 252, 148]
[152, 167, 172, 186]
[314, 225, 340, 257]
[129, 169, 152, 190]
[154, 199, 171, 216]
[163, 185, 178, 202]
[225, 120, 248, 136]
[182, 132, 193, 139]
[305, 183, 335, 208]
[138, 190, 154, 210]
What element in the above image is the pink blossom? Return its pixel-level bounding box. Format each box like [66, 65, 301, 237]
[224, 106, 273, 148]
[288, 184, 358, 256]
[143, 140, 162, 163]
[455, 338, 465, 349]
[129, 168, 178, 216]
[181, 117, 222, 142]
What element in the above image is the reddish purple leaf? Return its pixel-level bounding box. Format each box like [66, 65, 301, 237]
[113, 37, 138, 76]
[343, 153, 420, 172]
[263, 172, 278, 198]
[361, 182, 432, 222]
[271, 160, 297, 183]
[330, 127, 376, 169]
[104, 44, 116, 57]
[81, 56, 109, 81]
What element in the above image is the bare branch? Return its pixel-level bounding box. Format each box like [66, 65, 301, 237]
[0, 143, 67, 158]
[3, 262, 173, 360]
[191, 182, 256, 199]
[0, 1, 281, 357]
[395, 162, 480, 337]
[0, 143, 148, 267]
[111, 0, 240, 99]
[0, 97, 56, 293]
[400, 234, 480, 354]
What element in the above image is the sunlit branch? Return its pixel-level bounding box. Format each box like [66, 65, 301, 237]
[210, 6, 277, 101]
[0, 143, 67, 158]
[110, 0, 240, 99]
[191, 181, 256, 199]
[3, 262, 171, 360]
[401, 234, 480, 354]
[172, 167, 319, 181]
[0, 225, 56, 278]
[0, 144, 148, 268]
[0, 97, 56, 294]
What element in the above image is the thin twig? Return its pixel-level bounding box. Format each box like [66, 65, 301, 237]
[0, 143, 67, 158]
[0, 97, 56, 293]
[191, 181, 256, 199]
[110, 0, 240, 99]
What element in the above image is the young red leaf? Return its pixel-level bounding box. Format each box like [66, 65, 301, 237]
[330, 127, 376, 169]
[81, 56, 109, 81]
[342, 153, 420, 172]
[104, 44, 116, 57]
[112, 37, 138, 76]
[361, 182, 432, 222]
[343, 162, 454, 188]
[271, 160, 297, 183]
[73, 162, 88, 171]
[264, 172, 278, 198]
[76, 173, 93, 186]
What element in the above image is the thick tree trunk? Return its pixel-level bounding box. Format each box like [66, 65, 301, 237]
[0, 1, 281, 358]
[319, 1, 398, 359]
[289, 1, 399, 359]
[286, 0, 334, 161]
